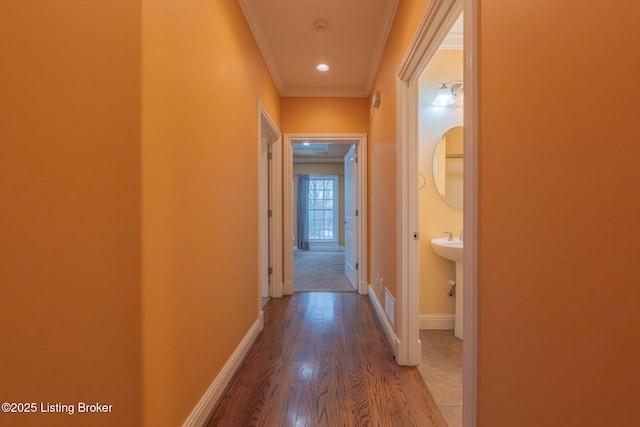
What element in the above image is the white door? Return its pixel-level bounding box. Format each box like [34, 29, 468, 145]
[344, 144, 358, 288]
[259, 136, 270, 297]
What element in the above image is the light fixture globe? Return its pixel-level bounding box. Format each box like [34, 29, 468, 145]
[316, 63, 330, 72]
[432, 83, 455, 106]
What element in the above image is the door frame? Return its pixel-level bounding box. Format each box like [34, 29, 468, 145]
[395, 0, 477, 425]
[257, 100, 283, 303]
[282, 133, 368, 295]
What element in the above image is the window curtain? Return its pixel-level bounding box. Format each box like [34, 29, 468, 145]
[296, 174, 310, 251]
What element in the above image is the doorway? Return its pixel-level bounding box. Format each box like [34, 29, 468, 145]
[282, 134, 368, 296]
[415, 13, 464, 426]
[290, 144, 357, 293]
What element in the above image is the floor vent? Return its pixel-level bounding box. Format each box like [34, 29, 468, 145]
[384, 288, 395, 329]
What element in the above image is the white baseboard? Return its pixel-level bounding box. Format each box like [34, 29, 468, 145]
[419, 314, 455, 330]
[368, 285, 399, 356]
[182, 311, 264, 427]
[358, 280, 368, 295]
[308, 242, 343, 251]
[293, 244, 344, 252]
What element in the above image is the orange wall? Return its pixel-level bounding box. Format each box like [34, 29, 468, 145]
[280, 97, 369, 133]
[368, 0, 430, 309]
[141, 0, 280, 426]
[478, 1, 640, 425]
[0, 1, 142, 426]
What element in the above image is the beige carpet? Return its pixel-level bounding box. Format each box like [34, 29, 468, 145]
[293, 251, 356, 292]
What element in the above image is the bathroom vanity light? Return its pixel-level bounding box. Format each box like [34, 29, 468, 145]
[432, 81, 464, 106]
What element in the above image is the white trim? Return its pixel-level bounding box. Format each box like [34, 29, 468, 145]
[463, 0, 478, 424]
[181, 312, 264, 427]
[419, 314, 456, 330]
[283, 134, 368, 296]
[271, 131, 283, 298]
[395, 0, 478, 424]
[397, 0, 463, 80]
[368, 285, 399, 356]
[258, 100, 283, 300]
[307, 242, 341, 251]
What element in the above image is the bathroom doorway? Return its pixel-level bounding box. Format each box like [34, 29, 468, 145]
[395, 0, 478, 425]
[415, 13, 464, 426]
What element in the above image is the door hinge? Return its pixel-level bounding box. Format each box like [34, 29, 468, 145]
[355, 155, 358, 164]
[356, 263, 359, 270]
[267, 152, 272, 160]
[355, 209, 359, 217]
[268, 209, 273, 217]
[268, 267, 273, 275]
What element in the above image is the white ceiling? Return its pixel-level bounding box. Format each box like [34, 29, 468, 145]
[239, 0, 399, 97]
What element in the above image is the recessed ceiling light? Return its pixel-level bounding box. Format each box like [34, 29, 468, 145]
[316, 63, 329, 72]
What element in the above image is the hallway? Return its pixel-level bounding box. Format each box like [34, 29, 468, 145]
[207, 292, 446, 426]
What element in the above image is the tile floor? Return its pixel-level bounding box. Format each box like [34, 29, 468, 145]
[418, 330, 463, 427]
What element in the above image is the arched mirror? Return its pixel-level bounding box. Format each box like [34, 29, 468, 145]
[432, 126, 463, 210]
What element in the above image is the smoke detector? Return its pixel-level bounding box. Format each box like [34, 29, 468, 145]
[313, 19, 329, 32]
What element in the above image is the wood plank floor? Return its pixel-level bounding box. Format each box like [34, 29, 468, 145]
[207, 292, 446, 427]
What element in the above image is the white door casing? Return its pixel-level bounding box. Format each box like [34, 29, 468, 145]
[344, 144, 358, 289]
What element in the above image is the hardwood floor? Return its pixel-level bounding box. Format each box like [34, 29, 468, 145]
[207, 292, 446, 427]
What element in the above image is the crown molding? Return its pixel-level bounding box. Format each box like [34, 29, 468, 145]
[364, 0, 400, 95]
[238, 0, 285, 94]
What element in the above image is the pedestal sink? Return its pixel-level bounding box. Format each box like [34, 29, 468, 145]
[431, 237, 464, 339]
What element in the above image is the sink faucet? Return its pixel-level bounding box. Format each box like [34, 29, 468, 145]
[459, 230, 463, 241]
[443, 231, 453, 241]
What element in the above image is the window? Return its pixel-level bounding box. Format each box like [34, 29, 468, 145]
[308, 175, 338, 241]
